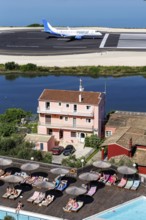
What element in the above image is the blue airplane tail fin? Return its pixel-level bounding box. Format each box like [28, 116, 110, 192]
[42, 19, 55, 33]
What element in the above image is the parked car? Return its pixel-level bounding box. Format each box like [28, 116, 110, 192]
[51, 146, 64, 155]
[63, 145, 76, 156]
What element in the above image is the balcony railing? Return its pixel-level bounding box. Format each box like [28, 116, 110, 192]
[37, 107, 93, 117]
[38, 122, 94, 132]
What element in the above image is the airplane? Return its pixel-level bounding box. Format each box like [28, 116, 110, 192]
[42, 19, 103, 40]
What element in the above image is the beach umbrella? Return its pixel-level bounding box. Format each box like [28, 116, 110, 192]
[21, 163, 40, 172]
[34, 181, 55, 190]
[79, 172, 99, 182]
[117, 166, 137, 175]
[93, 160, 111, 169]
[0, 158, 12, 167]
[65, 186, 87, 196]
[50, 168, 69, 175]
[1, 175, 24, 184]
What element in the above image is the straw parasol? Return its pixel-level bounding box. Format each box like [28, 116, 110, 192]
[21, 163, 40, 172]
[65, 186, 87, 196]
[1, 174, 24, 184]
[93, 160, 111, 169]
[0, 158, 12, 167]
[79, 172, 99, 182]
[117, 165, 137, 175]
[50, 168, 69, 175]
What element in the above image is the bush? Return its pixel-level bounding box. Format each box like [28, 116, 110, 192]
[5, 62, 19, 70]
[21, 63, 37, 71]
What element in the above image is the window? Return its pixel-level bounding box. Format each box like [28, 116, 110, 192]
[86, 105, 91, 110]
[46, 102, 50, 109]
[59, 102, 61, 106]
[66, 104, 69, 107]
[105, 130, 112, 137]
[65, 117, 68, 121]
[71, 132, 76, 137]
[40, 143, 44, 151]
[48, 129, 52, 135]
[86, 119, 91, 123]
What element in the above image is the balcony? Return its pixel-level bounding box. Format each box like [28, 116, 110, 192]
[37, 107, 94, 117]
[38, 122, 94, 132]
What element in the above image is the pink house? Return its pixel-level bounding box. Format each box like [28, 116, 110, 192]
[37, 82, 105, 148]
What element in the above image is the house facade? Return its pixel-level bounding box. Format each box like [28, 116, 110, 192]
[37, 83, 105, 146]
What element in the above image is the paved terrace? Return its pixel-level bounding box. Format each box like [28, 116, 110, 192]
[0, 159, 146, 220]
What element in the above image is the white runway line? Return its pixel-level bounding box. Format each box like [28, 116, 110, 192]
[6, 45, 39, 48]
[99, 33, 109, 48]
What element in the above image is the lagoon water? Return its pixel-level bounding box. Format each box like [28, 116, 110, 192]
[0, 75, 146, 114]
[1, 0, 146, 27]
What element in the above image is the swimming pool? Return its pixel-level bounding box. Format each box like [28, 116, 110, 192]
[83, 196, 146, 220]
[0, 206, 62, 220]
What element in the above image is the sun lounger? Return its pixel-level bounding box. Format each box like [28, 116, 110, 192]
[86, 186, 97, 196]
[9, 189, 22, 200]
[71, 201, 84, 212]
[106, 175, 118, 186]
[99, 174, 110, 183]
[117, 177, 127, 188]
[63, 200, 84, 212]
[2, 191, 12, 199]
[41, 195, 55, 206]
[27, 191, 40, 202]
[131, 180, 140, 190]
[57, 180, 68, 191]
[34, 192, 45, 204]
[124, 179, 134, 189]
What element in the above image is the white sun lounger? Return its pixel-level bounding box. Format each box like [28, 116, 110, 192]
[131, 180, 140, 190]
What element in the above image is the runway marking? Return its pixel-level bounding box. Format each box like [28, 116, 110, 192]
[57, 38, 68, 41]
[99, 33, 109, 48]
[53, 46, 87, 49]
[6, 45, 39, 48]
[18, 37, 43, 39]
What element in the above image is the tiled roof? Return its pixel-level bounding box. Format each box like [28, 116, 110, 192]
[106, 111, 146, 129]
[39, 89, 102, 105]
[133, 148, 146, 166]
[102, 127, 146, 150]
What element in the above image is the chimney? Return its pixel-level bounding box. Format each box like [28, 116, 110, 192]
[79, 94, 82, 102]
[129, 137, 133, 157]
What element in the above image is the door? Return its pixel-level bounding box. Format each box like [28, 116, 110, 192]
[80, 133, 85, 143]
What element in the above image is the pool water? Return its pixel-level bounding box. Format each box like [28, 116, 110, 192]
[0, 206, 61, 220]
[83, 196, 146, 220]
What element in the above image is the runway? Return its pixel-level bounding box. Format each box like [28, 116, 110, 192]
[1, 29, 146, 56]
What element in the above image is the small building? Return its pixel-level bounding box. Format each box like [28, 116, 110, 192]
[37, 80, 105, 148]
[25, 133, 55, 151]
[102, 111, 146, 174]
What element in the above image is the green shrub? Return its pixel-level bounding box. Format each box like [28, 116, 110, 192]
[21, 63, 37, 71]
[5, 62, 19, 70]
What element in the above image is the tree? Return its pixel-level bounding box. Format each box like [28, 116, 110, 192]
[85, 134, 101, 148]
[5, 62, 19, 70]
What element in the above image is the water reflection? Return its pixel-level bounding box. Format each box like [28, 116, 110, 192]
[0, 75, 146, 114]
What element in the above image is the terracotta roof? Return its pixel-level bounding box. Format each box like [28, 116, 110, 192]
[102, 126, 146, 150]
[133, 148, 146, 166]
[39, 89, 103, 105]
[106, 111, 146, 129]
